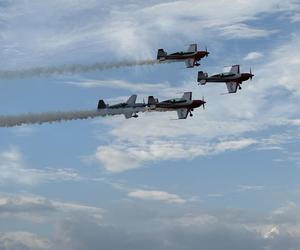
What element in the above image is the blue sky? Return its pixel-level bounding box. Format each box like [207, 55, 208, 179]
[0, 0, 300, 249]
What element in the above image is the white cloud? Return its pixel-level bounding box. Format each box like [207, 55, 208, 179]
[0, 193, 300, 250]
[0, 194, 103, 223]
[1, 0, 299, 68]
[0, 232, 51, 250]
[0, 147, 80, 186]
[214, 139, 257, 153]
[263, 226, 280, 239]
[169, 214, 218, 227]
[94, 138, 255, 172]
[220, 24, 277, 39]
[128, 189, 186, 204]
[67, 79, 170, 93]
[49, 202, 300, 250]
[264, 34, 300, 94]
[244, 52, 263, 61]
[237, 185, 265, 192]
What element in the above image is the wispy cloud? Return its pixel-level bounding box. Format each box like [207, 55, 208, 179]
[94, 138, 255, 172]
[0, 148, 80, 185]
[67, 79, 170, 93]
[1, 0, 299, 68]
[0, 193, 103, 223]
[244, 52, 264, 61]
[128, 189, 186, 204]
[220, 24, 277, 39]
[237, 185, 265, 192]
[0, 231, 51, 250]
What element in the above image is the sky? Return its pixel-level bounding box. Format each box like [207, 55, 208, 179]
[0, 0, 300, 249]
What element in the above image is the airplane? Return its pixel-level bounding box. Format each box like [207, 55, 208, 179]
[197, 65, 254, 93]
[97, 95, 146, 118]
[157, 44, 209, 68]
[147, 92, 206, 119]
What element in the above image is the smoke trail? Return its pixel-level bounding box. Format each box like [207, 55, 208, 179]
[0, 59, 170, 79]
[0, 107, 146, 127]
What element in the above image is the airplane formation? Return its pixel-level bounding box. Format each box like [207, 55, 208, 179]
[96, 43, 254, 120]
[0, 43, 255, 127]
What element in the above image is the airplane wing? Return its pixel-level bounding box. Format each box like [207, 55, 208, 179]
[182, 92, 192, 101]
[226, 82, 238, 93]
[185, 59, 195, 68]
[126, 95, 137, 105]
[187, 44, 197, 53]
[177, 109, 189, 119]
[230, 65, 240, 74]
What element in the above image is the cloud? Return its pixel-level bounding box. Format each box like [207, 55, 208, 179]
[0, 232, 51, 250]
[264, 34, 300, 94]
[47, 201, 300, 250]
[1, 0, 299, 68]
[128, 189, 185, 204]
[0, 194, 103, 223]
[220, 24, 277, 39]
[244, 52, 264, 61]
[0, 148, 80, 186]
[67, 79, 170, 93]
[169, 214, 218, 227]
[52, 217, 265, 250]
[0, 193, 300, 250]
[94, 138, 255, 172]
[237, 185, 265, 192]
[271, 202, 300, 224]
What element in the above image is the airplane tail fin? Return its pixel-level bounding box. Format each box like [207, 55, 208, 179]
[97, 100, 106, 109]
[182, 92, 192, 101]
[157, 49, 167, 60]
[187, 44, 197, 53]
[126, 95, 137, 105]
[197, 71, 208, 85]
[148, 96, 158, 105]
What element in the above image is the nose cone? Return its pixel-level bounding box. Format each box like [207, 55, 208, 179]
[242, 73, 254, 81]
[248, 73, 254, 80]
[193, 100, 205, 108]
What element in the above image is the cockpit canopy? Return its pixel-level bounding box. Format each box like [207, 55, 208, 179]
[161, 98, 186, 104]
[211, 72, 236, 77]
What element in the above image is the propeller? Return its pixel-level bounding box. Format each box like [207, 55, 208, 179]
[250, 67, 254, 80]
[202, 96, 206, 110]
[205, 46, 209, 57]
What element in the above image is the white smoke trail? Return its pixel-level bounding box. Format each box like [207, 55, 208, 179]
[0, 59, 170, 79]
[0, 107, 146, 127]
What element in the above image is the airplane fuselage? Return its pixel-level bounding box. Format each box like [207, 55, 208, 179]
[159, 51, 208, 62]
[202, 73, 253, 83]
[149, 99, 204, 111]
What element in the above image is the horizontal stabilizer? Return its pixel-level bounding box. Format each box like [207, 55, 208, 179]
[199, 79, 207, 85]
[124, 112, 133, 119]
